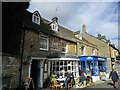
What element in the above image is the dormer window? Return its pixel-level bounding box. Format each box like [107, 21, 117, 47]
[50, 17, 58, 31]
[51, 23, 58, 31]
[32, 11, 40, 25]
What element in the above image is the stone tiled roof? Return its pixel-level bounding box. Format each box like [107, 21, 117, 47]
[23, 11, 77, 43]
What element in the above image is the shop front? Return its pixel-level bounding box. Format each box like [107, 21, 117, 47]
[47, 58, 79, 78]
[79, 56, 108, 82]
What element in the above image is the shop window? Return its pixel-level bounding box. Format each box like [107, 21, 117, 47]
[79, 61, 86, 75]
[86, 61, 94, 75]
[94, 61, 99, 75]
[98, 62, 104, 72]
[49, 61, 78, 78]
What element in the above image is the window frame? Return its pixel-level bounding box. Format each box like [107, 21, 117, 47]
[81, 46, 85, 55]
[32, 13, 40, 25]
[62, 43, 66, 53]
[51, 23, 58, 31]
[40, 36, 49, 51]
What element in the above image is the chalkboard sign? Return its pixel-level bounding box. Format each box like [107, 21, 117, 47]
[24, 77, 34, 90]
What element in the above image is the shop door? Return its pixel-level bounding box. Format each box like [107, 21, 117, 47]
[30, 60, 41, 88]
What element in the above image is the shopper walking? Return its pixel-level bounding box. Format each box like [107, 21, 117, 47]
[109, 68, 119, 88]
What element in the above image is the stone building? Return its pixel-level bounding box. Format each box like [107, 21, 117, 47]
[77, 24, 119, 73]
[21, 10, 101, 88]
[2, 9, 119, 89]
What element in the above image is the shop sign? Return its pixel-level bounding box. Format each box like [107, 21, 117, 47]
[116, 56, 120, 60]
[98, 58, 105, 61]
[86, 57, 93, 59]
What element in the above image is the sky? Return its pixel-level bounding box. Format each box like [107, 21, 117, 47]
[28, 0, 120, 50]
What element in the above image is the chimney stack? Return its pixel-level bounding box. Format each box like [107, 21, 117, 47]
[52, 17, 58, 22]
[82, 24, 86, 33]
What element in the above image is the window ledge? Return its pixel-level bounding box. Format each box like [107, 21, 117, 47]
[39, 48, 49, 51]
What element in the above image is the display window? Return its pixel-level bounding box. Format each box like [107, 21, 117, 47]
[49, 60, 79, 78]
[94, 61, 99, 75]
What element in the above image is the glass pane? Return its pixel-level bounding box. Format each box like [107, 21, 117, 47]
[94, 61, 99, 75]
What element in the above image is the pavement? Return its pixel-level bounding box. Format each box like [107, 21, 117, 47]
[74, 79, 112, 89]
[41, 79, 116, 90]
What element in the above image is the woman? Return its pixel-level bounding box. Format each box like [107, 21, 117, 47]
[50, 71, 57, 85]
[109, 68, 119, 88]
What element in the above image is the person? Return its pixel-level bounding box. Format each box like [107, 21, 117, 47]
[50, 71, 57, 85]
[59, 72, 63, 78]
[109, 68, 119, 88]
[63, 70, 74, 89]
[79, 70, 87, 86]
[86, 69, 93, 84]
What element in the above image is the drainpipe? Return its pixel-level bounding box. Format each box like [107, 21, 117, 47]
[108, 44, 112, 71]
[19, 26, 25, 87]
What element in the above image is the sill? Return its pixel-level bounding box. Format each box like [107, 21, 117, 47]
[39, 48, 48, 51]
[62, 52, 67, 54]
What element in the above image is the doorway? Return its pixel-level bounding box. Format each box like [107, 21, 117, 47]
[30, 60, 40, 88]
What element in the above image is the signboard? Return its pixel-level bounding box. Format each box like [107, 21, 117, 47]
[116, 56, 120, 60]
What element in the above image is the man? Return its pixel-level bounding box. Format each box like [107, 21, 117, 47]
[63, 70, 74, 89]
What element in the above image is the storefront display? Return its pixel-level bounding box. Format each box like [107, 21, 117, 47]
[48, 58, 79, 78]
[79, 56, 108, 76]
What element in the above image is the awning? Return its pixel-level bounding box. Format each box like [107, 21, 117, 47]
[48, 58, 79, 61]
[79, 56, 107, 61]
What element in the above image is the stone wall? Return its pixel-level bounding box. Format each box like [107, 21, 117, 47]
[2, 54, 20, 88]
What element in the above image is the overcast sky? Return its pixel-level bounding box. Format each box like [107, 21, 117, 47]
[28, 0, 119, 50]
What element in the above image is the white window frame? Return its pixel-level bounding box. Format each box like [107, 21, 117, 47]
[40, 36, 49, 51]
[51, 23, 58, 31]
[32, 13, 40, 25]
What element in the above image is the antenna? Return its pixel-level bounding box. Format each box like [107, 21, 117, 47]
[56, 6, 59, 12]
[55, 6, 59, 15]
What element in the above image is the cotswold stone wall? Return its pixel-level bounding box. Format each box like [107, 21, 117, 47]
[2, 54, 20, 88]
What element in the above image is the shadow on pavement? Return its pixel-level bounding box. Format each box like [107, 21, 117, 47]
[107, 82, 114, 86]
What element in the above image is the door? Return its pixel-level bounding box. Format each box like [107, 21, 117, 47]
[30, 60, 40, 88]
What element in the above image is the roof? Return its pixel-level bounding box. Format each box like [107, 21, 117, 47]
[23, 11, 77, 43]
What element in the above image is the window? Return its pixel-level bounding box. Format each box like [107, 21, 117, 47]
[81, 46, 85, 55]
[62, 43, 66, 53]
[50, 61, 78, 78]
[51, 23, 58, 31]
[94, 61, 99, 75]
[32, 12, 40, 25]
[92, 49, 95, 55]
[50, 38, 60, 51]
[40, 36, 48, 50]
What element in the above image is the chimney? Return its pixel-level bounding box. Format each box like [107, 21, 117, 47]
[97, 33, 101, 39]
[82, 24, 86, 33]
[52, 17, 58, 22]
